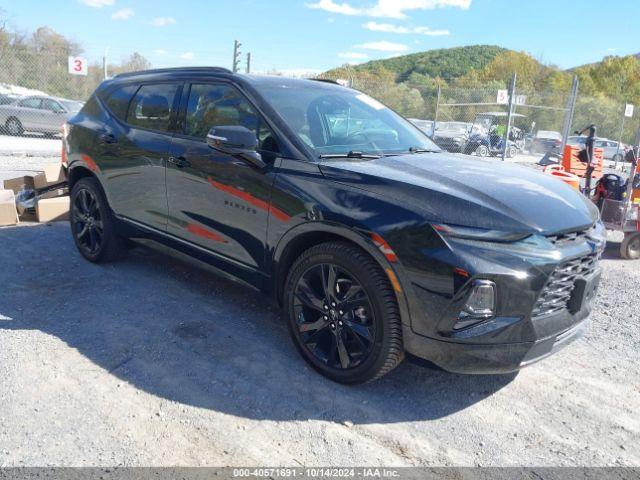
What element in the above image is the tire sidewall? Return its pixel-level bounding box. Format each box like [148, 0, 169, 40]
[284, 245, 395, 384]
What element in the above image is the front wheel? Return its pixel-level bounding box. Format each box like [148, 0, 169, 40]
[620, 232, 640, 260]
[476, 145, 489, 157]
[284, 242, 404, 384]
[70, 177, 128, 263]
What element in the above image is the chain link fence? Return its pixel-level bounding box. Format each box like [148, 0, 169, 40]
[0, 48, 146, 138]
[0, 47, 637, 167]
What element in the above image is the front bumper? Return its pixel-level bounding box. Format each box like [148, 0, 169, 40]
[404, 315, 589, 374]
[396, 227, 605, 374]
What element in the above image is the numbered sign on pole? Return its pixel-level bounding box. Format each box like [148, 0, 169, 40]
[496, 90, 509, 105]
[624, 104, 634, 118]
[68, 56, 88, 76]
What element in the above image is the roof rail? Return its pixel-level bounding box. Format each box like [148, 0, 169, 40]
[114, 66, 232, 79]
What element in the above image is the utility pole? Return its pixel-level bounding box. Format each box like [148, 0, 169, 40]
[102, 47, 109, 80]
[501, 72, 517, 162]
[561, 75, 579, 154]
[246, 52, 251, 74]
[232, 40, 242, 73]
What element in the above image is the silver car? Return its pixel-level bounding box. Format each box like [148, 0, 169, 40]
[0, 95, 83, 136]
[567, 136, 627, 162]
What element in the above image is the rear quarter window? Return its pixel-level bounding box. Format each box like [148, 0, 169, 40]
[104, 84, 139, 122]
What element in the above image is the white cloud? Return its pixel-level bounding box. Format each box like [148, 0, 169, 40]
[307, 0, 471, 19]
[363, 21, 450, 36]
[358, 41, 409, 52]
[307, 0, 361, 15]
[111, 8, 135, 20]
[151, 17, 176, 27]
[180, 52, 195, 60]
[78, 0, 114, 7]
[339, 52, 369, 59]
[154, 49, 168, 55]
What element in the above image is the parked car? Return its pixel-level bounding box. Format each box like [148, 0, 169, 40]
[432, 121, 471, 152]
[531, 130, 562, 154]
[567, 136, 629, 162]
[65, 67, 605, 384]
[595, 139, 627, 162]
[407, 118, 434, 137]
[0, 95, 83, 136]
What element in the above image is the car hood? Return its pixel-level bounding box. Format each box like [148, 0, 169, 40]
[318, 153, 599, 235]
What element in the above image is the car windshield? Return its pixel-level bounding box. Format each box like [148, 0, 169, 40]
[60, 100, 83, 113]
[254, 82, 441, 157]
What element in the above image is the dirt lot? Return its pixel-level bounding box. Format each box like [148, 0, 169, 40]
[0, 150, 639, 468]
[0, 222, 638, 468]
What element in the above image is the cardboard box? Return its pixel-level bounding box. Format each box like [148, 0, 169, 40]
[3, 175, 35, 194]
[34, 164, 67, 190]
[0, 190, 19, 226]
[36, 196, 70, 223]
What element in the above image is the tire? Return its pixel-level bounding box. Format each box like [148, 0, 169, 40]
[70, 177, 128, 263]
[476, 145, 489, 157]
[507, 146, 517, 158]
[284, 241, 404, 384]
[620, 232, 640, 260]
[612, 154, 623, 163]
[5, 117, 23, 136]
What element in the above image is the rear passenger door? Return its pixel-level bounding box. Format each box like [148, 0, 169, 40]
[16, 97, 42, 131]
[166, 82, 281, 270]
[99, 82, 182, 230]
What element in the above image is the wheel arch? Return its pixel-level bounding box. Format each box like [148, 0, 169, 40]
[271, 222, 412, 328]
[68, 164, 96, 190]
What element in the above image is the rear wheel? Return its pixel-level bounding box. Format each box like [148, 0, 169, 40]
[5, 117, 23, 136]
[507, 146, 517, 158]
[284, 242, 404, 384]
[621, 232, 640, 260]
[70, 177, 128, 263]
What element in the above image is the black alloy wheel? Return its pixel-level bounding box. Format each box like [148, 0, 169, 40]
[70, 177, 128, 263]
[72, 187, 104, 257]
[285, 241, 404, 384]
[293, 263, 375, 370]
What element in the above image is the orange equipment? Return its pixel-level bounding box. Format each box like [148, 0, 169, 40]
[543, 165, 581, 190]
[562, 145, 603, 181]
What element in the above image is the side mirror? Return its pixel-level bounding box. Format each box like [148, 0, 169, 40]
[206, 125, 266, 169]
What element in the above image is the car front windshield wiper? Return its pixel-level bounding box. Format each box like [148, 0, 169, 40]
[406, 146, 442, 154]
[318, 151, 382, 160]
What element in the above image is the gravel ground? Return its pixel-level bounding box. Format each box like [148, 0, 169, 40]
[0, 152, 639, 468]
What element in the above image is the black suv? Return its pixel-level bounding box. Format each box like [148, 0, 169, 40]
[64, 67, 605, 384]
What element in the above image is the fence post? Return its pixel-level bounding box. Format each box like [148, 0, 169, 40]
[434, 80, 441, 126]
[614, 106, 627, 170]
[561, 75, 579, 153]
[102, 48, 109, 80]
[501, 73, 517, 161]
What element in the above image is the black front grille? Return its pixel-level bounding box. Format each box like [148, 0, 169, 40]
[532, 253, 600, 318]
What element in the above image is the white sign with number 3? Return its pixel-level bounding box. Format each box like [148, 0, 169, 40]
[68, 56, 88, 76]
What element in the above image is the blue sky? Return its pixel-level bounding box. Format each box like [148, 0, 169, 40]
[1, 0, 638, 74]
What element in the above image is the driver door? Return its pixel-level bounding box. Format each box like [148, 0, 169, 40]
[166, 82, 280, 270]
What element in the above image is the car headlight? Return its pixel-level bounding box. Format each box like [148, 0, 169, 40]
[433, 223, 532, 243]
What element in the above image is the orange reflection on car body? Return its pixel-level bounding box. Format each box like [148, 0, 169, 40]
[187, 223, 228, 243]
[207, 177, 291, 222]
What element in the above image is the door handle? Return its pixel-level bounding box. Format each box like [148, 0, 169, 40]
[100, 133, 118, 145]
[168, 156, 190, 168]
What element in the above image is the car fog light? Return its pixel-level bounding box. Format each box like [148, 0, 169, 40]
[454, 280, 496, 330]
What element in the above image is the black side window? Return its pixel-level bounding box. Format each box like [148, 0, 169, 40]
[104, 84, 138, 121]
[127, 84, 179, 132]
[185, 83, 279, 155]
